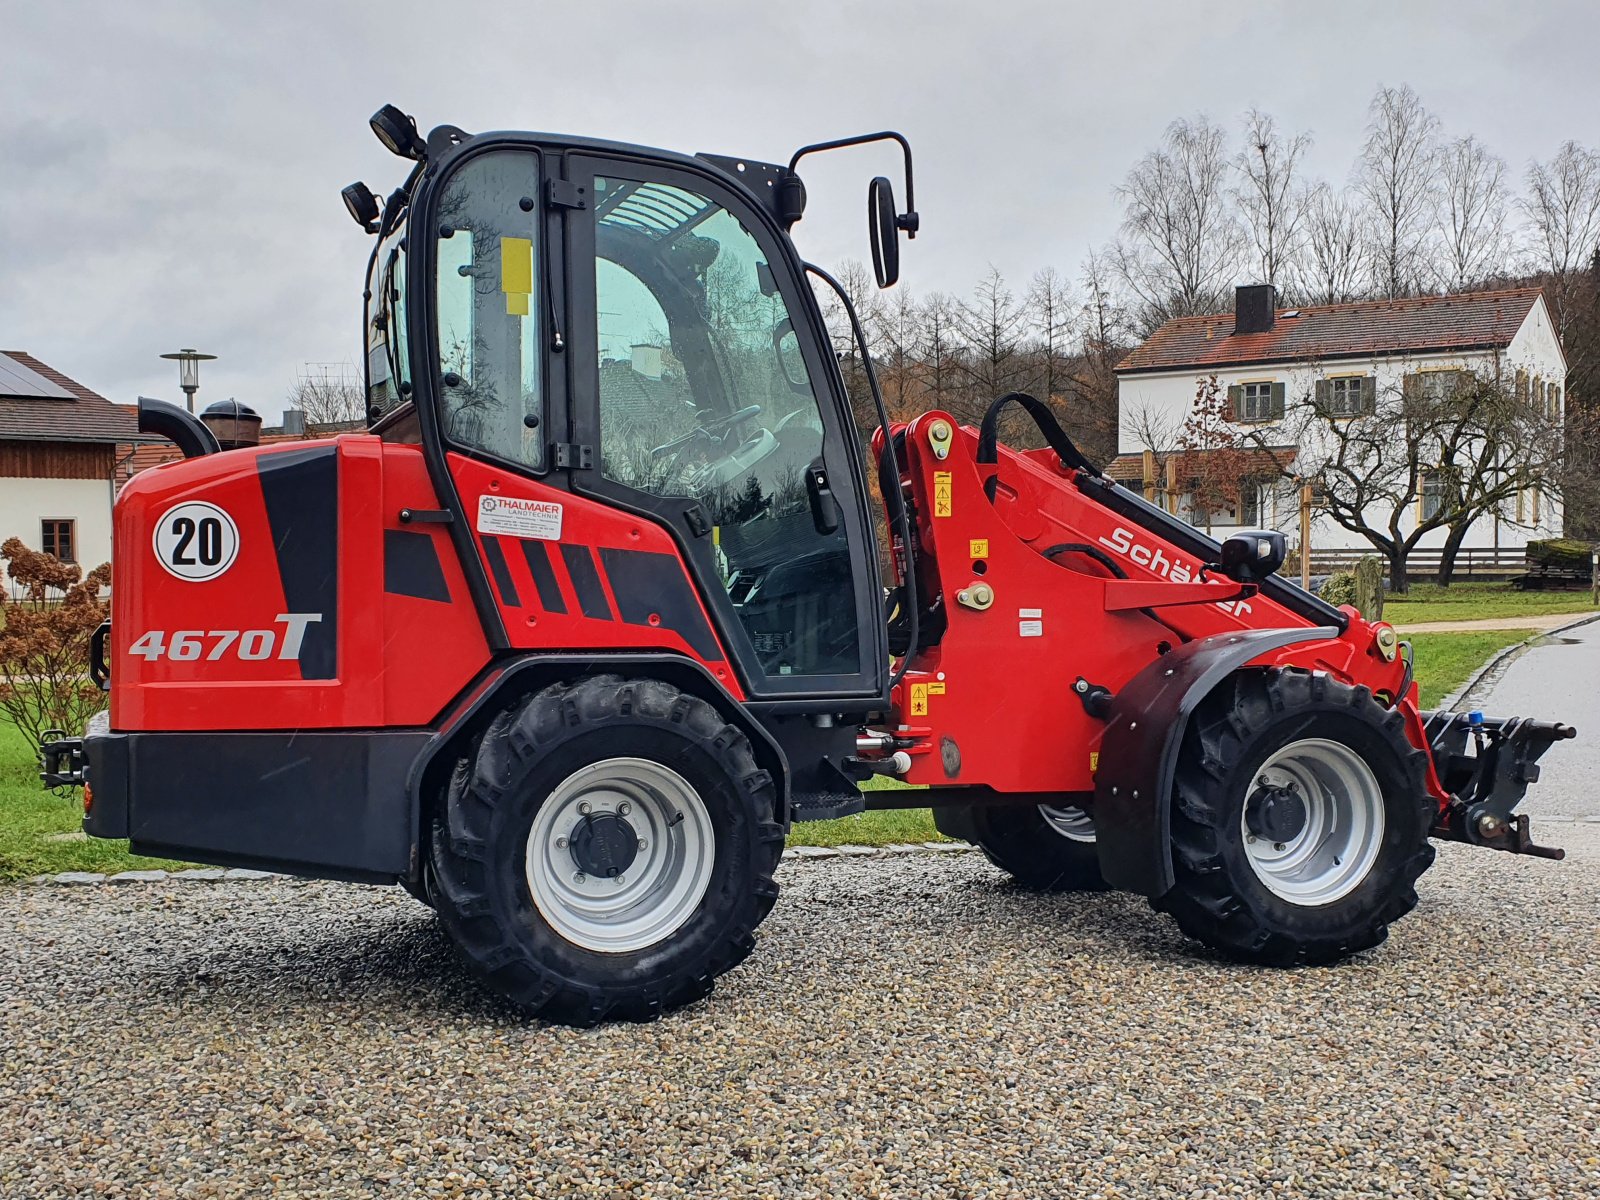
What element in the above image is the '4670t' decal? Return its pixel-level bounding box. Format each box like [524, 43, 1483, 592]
[128, 613, 323, 662]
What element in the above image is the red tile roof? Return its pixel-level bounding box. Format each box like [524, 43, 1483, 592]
[116, 420, 365, 489]
[1116, 288, 1545, 375]
[0, 351, 142, 443]
[1107, 447, 1296, 483]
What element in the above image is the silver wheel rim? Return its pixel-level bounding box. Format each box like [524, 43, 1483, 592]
[524, 757, 714, 953]
[1039, 804, 1096, 843]
[1241, 738, 1385, 906]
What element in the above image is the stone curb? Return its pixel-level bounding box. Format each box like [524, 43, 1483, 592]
[27, 867, 284, 886]
[24, 844, 978, 885]
[1437, 611, 1600, 713]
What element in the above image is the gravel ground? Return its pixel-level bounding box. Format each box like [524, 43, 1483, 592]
[4, 828, 1597, 1200]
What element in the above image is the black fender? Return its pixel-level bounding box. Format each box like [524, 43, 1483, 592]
[1093, 626, 1340, 897]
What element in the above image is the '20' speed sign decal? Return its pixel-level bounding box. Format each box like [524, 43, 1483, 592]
[153, 501, 240, 582]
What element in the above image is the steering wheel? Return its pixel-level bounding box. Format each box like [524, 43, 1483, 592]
[650, 405, 764, 461]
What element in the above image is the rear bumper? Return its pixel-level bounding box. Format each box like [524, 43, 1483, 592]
[81, 724, 433, 882]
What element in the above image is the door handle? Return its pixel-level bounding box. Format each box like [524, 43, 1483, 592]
[805, 456, 841, 535]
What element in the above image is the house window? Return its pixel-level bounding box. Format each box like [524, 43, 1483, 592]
[1417, 371, 1464, 404]
[41, 519, 75, 563]
[1548, 383, 1562, 420]
[1420, 472, 1449, 522]
[1328, 376, 1366, 416]
[1239, 480, 1263, 527]
[1239, 382, 1275, 422]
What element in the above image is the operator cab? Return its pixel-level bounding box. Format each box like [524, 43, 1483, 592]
[358, 118, 914, 705]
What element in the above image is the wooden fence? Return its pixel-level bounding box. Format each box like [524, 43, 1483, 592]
[1308, 546, 1525, 580]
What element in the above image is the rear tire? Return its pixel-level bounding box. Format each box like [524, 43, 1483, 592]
[1155, 669, 1435, 966]
[933, 802, 1106, 892]
[429, 675, 785, 1024]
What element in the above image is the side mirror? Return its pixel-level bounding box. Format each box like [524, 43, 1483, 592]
[1218, 530, 1286, 583]
[868, 176, 900, 289]
[772, 320, 810, 393]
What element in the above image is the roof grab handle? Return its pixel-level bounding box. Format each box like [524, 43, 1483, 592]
[137, 397, 219, 459]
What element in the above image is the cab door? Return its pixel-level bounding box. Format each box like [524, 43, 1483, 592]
[564, 154, 885, 701]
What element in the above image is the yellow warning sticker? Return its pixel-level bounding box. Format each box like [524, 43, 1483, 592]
[500, 237, 533, 293]
[910, 683, 929, 716]
[500, 236, 533, 316]
[934, 471, 953, 517]
[969, 538, 989, 559]
[1089, 751, 1100, 773]
[927, 681, 946, 695]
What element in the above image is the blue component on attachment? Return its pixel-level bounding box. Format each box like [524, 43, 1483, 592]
[1468, 711, 1485, 726]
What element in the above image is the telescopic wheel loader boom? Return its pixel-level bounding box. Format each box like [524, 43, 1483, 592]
[43, 107, 1575, 1025]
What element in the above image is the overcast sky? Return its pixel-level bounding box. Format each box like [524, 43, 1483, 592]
[3, 0, 1597, 421]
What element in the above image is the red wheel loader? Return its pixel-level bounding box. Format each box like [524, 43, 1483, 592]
[43, 107, 1574, 1024]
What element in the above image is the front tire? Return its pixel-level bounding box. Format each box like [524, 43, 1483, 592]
[933, 802, 1106, 892]
[429, 675, 785, 1024]
[1155, 669, 1435, 966]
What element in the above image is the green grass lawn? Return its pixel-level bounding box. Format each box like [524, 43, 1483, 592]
[1385, 582, 1595, 626]
[0, 718, 186, 881]
[0, 625, 1546, 878]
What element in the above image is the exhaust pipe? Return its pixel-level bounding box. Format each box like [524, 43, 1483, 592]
[137, 397, 220, 459]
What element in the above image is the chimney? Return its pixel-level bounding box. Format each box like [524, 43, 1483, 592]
[630, 344, 664, 379]
[281, 408, 307, 436]
[1234, 284, 1277, 335]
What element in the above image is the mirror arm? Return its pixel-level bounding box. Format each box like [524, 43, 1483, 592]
[788, 131, 918, 237]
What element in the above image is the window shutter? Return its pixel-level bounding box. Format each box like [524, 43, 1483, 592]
[1402, 373, 1420, 407]
[1362, 375, 1378, 414]
[1270, 381, 1286, 419]
[1314, 379, 1329, 409]
[1224, 385, 1240, 422]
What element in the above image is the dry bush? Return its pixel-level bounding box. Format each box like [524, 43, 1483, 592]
[0, 538, 109, 752]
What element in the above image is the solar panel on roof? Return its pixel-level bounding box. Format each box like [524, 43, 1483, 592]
[0, 354, 76, 400]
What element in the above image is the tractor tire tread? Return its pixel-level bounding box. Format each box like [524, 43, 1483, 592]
[1155, 669, 1435, 967]
[429, 674, 782, 1025]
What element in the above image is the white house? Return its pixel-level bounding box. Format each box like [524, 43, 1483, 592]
[1113, 286, 1567, 574]
[0, 351, 140, 572]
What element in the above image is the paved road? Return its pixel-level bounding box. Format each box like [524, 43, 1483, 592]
[1459, 617, 1600, 824]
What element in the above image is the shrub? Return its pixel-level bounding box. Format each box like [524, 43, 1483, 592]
[1319, 570, 1358, 607]
[0, 538, 110, 753]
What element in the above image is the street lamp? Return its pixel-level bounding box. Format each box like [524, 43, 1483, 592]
[159, 348, 217, 413]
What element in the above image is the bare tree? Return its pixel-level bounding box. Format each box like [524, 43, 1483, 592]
[915, 292, 964, 413]
[1114, 116, 1242, 331]
[1232, 109, 1312, 293]
[1433, 135, 1512, 292]
[956, 267, 1027, 422]
[1298, 183, 1365, 305]
[1120, 398, 1186, 506]
[1066, 249, 1130, 465]
[1354, 84, 1440, 298]
[1521, 141, 1600, 336]
[1025, 266, 1075, 403]
[288, 364, 365, 432]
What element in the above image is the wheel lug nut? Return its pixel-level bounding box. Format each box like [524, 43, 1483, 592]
[637, 839, 647, 851]
[615, 874, 626, 886]
[618, 801, 632, 816]
[1274, 842, 1286, 852]
[555, 836, 568, 849]
[578, 801, 592, 815]
[1246, 835, 1257, 844]
[573, 871, 586, 884]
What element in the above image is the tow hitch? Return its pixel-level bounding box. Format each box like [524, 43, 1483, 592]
[1425, 711, 1575, 859]
[40, 732, 87, 788]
